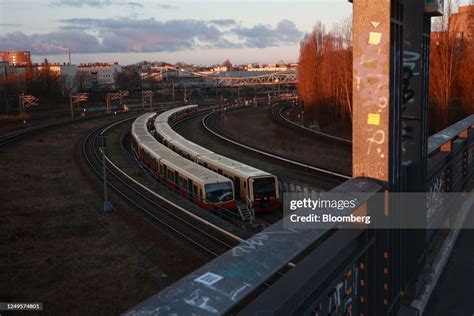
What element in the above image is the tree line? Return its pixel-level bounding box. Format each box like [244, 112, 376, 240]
[0, 60, 144, 113]
[297, 1, 473, 133]
[297, 19, 352, 126]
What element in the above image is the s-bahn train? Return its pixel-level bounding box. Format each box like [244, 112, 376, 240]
[131, 113, 236, 210]
[153, 105, 280, 212]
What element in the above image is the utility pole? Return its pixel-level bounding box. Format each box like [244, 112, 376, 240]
[98, 135, 113, 212]
[70, 93, 89, 118]
[142, 90, 153, 110]
[19, 94, 23, 115]
[18, 93, 39, 115]
[2, 64, 8, 113]
[106, 91, 128, 113]
[70, 94, 74, 118]
[184, 83, 187, 103]
[172, 81, 175, 102]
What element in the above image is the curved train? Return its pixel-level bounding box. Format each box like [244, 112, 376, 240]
[153, 105, 280, 212]
[131, 113, 236, 210]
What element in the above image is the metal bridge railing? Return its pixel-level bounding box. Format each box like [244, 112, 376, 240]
[124, 115, 474, 316]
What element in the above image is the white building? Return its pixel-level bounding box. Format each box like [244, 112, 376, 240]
[77, 62, 122, 89]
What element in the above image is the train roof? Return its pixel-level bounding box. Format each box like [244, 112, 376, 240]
[197, 153, 271, 178]
[154, 104, 198, 123]
[132, 113, 231, 186]
[154, 122, 186, 142]
[154, 106, 272, 180]
[170, 138, 214, 157]
[144, 142, 231, 185]
[132, 112, 156, 142]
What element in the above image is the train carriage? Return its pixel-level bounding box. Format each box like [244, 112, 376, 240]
[154, 104, 198, 124]
[169, 138, 214, 162]
[153, 106, 280, 212]
[132, 113, 236, 210]
[196, 154, 279, 211]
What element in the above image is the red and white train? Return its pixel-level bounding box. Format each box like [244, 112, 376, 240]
[131, 113, 236, 210]
[153, 105, 280, 212]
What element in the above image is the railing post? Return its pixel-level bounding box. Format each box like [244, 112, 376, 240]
[401, 0, 432, 300]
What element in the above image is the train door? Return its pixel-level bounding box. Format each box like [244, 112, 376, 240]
[188, 179, 193, 200]
[188, 179, 193, 193]
[234, 177, 241, 200]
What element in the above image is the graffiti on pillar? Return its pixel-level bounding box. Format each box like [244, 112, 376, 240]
[402, 50, 421, 153]
[353, 20, 390, 180]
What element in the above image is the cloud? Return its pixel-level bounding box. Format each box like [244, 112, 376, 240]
[232, 19, 303, 48]
[157, 4, 179, 10]
[0, 23, 22, 27]
[50, 0, 143, 8]
[0, 18, 303, 55]
[0, 31, 103, 54]
[209, 19, 237, 27]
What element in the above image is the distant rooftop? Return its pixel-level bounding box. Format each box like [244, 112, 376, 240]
[78, 62, 119, 67]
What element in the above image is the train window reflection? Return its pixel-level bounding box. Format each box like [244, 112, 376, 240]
[253, 177, 275, 199]
[205, 182, 233, 203]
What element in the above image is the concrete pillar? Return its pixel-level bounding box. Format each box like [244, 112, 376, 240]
[352, 0, 393, 184]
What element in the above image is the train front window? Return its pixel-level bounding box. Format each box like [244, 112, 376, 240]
[205, 182, 233, 203]
[253, 177, 276, 199]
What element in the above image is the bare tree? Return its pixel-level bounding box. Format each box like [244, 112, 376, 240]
[74, 71, 92, 92]
[429, 0, 470, 128]
[60, 74, 77, 96]
[114, 66, 141, 91]
[297, 19, 353, 124]
[457, 45, 474, 114]
[223, 59, 233, 71]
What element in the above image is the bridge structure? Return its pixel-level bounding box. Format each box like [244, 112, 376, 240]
[144, 66, 297, 88]
[126, 0, 474, 315]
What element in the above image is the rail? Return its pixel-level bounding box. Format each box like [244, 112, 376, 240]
[0, 113, 108, 146]
[202, 106, 352, 180]
[125, 114, 474, 315]
[271, 102, 352, 145]
[82, 118, 243, 259]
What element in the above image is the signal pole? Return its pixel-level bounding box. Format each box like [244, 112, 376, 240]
[98, 135, 113, 212]
[70, 93, 89, 118]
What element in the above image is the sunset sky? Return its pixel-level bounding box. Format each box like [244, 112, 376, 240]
[0, 0, 353, 65]
[0, 0, 471, 65]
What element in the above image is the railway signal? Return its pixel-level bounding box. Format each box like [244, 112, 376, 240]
[70, 92, 89, 118]
[106, 90, 129, 113]
[18, 94, 39, 114]
[142, 90, 153, 110]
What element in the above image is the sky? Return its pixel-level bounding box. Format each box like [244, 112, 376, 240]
[0, 0, 471, 66]
[0, 0, 353, 65]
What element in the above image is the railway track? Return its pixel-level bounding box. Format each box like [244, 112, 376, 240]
[82, 117, 243, 258]
[0, 113, 110, 147]
[270, 103, 352, 144]
[202, 108, 351, 181]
